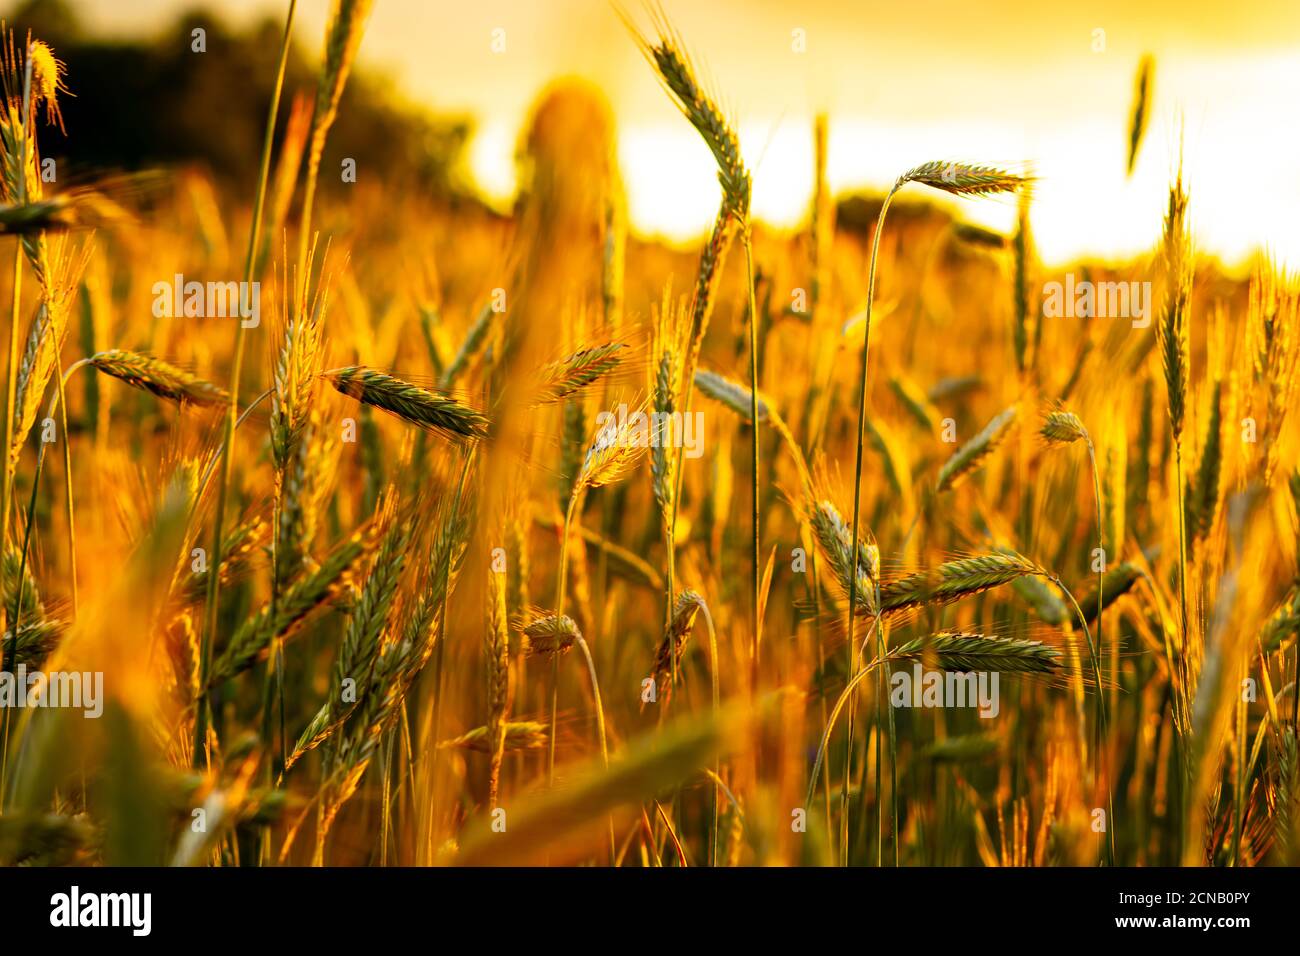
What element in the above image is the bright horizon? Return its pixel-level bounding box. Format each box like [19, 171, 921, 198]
[64, 0, 1300, 270]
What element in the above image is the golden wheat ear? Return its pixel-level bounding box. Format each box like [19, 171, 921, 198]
[1127, 55, 1155, 176]
[887, 632, 1062, 677]
[322, 366, 489, 441]
[897, 161, 1031, 198]
[88, 349, 229, 407]
[522, 612, 581, 656]
[935, 404, 1018, 493]
[621, 3, 751, 217]
[531, 339, 629, 405]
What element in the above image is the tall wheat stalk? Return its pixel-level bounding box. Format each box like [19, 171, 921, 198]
[844, 161, 1027, 865]
[195, 0, 298, 769]
[549, 408, 646, 780]
[627, 10, 760, 702]
[1158, 167, 1193, 803]
[297, 0, 374, 303]
[0, 35, 33, 646]
[1040, 406, 1114, 862]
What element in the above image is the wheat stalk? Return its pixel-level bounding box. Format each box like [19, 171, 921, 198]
[485, 552, 511, 810]
[651, 588, 703, 691]
[1040, 408, 1087, 445]
[629, 12, 750, 217]
[197, 0, 299, 772]
[936, 405, 1017, 492]
[887, 631, 1062, 675]
[1186, 378, 1223, 544]
[297, 0, 373, 296]
[880, 550, 1041, 614]
[533, 341, 626, 405]
[1035, 403, 1110, 852]
[1158, 166, 1194, 780]
[837, 155, 1026, 866]
[805, 496, 879, 616]
[323, 367, 489, 441]
[524, 612, 580, 657]
[1127, 55, 1155, 176]
[441, 302, 495, 388]
[440, 722, 548, 753]
[88, 349, 228, 406]
[629, 8, 763, 720]
[897, 161, 1029, 197]
[208, 526, 373, 686]
[0, 30, 39, 654]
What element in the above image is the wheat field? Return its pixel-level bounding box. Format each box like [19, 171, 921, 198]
[0, 1, 1296, 871]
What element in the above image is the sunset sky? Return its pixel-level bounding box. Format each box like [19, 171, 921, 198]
[70, 0, 1300, 268]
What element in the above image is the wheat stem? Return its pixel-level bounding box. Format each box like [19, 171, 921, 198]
[743, 227, 761, 698]
[549, 488, 580, 786]
[425, 449, 472, 853]
[843, 183, 896, 865]
[0, 48, 31, 647]
[195, 0, 297, 769]
[1084, 435, 1115, 865]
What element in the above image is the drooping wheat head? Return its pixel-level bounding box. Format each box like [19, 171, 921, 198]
[324, 366, 489, 442]
[887, 631, 1062, 676]
[651, 588, 703, 690]
[1040, 408, 1088, 445]
[88, 349, 228, 407]
[880, 551, 1042, 615]
[523, 612, 581, 657]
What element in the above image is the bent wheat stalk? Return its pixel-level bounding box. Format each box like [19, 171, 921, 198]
[843, 159, 1026, 866]
[806, 632, 1062, 812]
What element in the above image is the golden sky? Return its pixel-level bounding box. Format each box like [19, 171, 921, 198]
[75, 0, 1300, 267]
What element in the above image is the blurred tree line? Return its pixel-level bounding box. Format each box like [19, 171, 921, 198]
[6, 0, 474, 202]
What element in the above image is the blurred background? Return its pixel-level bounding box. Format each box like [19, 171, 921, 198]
[15, 0, 1300, 268]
